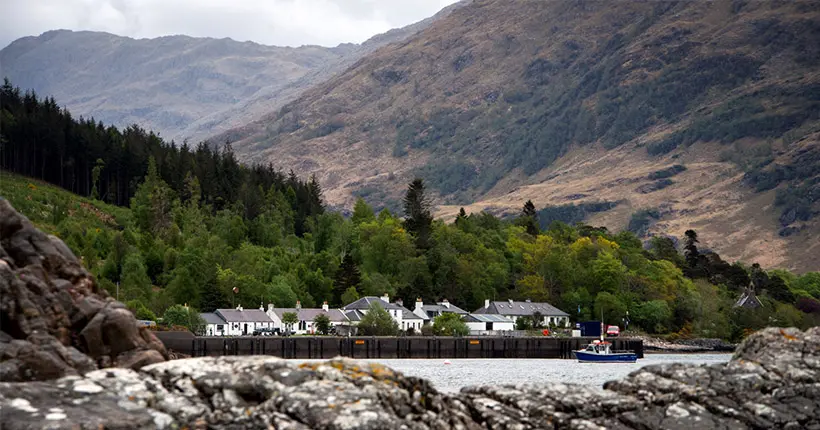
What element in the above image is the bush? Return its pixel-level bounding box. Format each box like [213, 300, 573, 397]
[161, 304, 206, 335]
[357, 302, 399, 336]
[432, 313, 469, 336]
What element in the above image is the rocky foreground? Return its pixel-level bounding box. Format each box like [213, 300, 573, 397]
[0, 327, 817, 429]
[0, 199, 167, 382]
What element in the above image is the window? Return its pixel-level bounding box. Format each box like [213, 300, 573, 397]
[217, 325, 224, 331]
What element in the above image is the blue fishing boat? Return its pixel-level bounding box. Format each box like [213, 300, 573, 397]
[574, 340, 637, 363]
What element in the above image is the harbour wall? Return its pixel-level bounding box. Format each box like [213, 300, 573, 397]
[155, 332, 644, 359]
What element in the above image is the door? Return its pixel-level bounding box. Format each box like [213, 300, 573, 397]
[244, 324, 248, 335]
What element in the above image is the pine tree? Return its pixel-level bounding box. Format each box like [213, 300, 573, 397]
[455, 207, 468, 226]
[334, 253, 361, 305]
[521, 200, 540, 236]
[683, 230, 700, 268]
[403, 178, 433, 250]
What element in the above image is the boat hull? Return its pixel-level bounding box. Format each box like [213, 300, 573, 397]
[574, 350, 637, 363]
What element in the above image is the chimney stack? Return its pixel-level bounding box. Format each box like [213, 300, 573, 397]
[395, 298, 404, 307]
[415, 297, 423, 311]
[267, 303, 274, 313]
[484, 299, 490, 309]
[296, 300, 301, 310]
[322, 301, 329, 312]
[440, 299, 450, 309]
[381, 293, 389, 303]
[259, 302, 264, 311]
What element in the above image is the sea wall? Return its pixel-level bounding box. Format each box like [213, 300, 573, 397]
[1, 326, 818, 429]
[157, 332, 644, 359]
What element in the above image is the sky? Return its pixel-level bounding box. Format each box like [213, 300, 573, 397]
[0, 0, 460, 49]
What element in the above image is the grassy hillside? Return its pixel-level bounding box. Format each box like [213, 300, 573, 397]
[215, 0, 820, 271]
[0, 170, 130, 256]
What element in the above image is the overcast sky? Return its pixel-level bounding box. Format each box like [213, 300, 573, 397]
[1, 0, 460, 49]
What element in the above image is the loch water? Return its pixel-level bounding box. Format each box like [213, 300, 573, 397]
[298, 353, 732, 393]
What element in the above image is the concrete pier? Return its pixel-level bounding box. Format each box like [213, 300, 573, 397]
[155, 333, 644, 359]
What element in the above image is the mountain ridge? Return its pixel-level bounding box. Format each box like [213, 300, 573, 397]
[0, 1, 469, 143]
[213, 0, 820, 272]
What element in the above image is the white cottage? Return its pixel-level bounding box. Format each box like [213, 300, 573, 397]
[201, 312, 226, 336]
[213, 305, 275, 336]
[266, 301, 349, 335]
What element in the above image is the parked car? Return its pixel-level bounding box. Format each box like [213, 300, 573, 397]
[253, 328, 279, 336]
[606, 325, 620, 337]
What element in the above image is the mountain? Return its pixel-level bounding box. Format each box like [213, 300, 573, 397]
[0, 2, 468, 144]
[215, 0, 820, 272]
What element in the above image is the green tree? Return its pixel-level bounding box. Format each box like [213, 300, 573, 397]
[520, 200, 539, 236]
[432, 312, 469, 336]
[402, 178, 433, 250]
[593, 292, 627, 327]
[334, 253, 362, 306]
[162, 304, 206, 334]
[592, 251, 627, 294]
[351, 197, 376, 225]
[282, 312, 299, 333]
[313, 313, 331, 335]
[91, 158, 105, 200]
[683, 229, 701, 274]
[131, 156, 177, 236]
[357, 302, 399, 336]
[633, 300, 672, 334]
[120, 252, 152, 302]
[341, 286, 360, 306]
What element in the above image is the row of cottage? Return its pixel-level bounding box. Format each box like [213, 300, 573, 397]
[200, 295, 570, 336]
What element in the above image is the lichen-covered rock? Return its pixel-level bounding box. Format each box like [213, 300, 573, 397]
[1, 327, 817, 429]
[0, 199, 167, 382]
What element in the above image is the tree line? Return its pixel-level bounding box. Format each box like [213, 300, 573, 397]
[2, 80, 818, 342]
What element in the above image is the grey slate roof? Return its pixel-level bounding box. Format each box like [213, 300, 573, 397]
[272, 308, 348, 323]
[401, 308, 424, 320]
[421, 303, 469, 315]
[473, 300, 569, 317]
[215, 309, 273, 323]
[201, 312, 226, 325]
[345, 310, 364, 322]
[343, 296, 403, 311]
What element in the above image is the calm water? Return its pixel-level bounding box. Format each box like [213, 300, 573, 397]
[297, 353, 732, 393]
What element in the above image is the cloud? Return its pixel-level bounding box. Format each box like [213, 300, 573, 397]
[0, 0, 460, 49]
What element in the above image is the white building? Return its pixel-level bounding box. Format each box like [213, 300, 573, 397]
[463, 314, 515, 334]
[342, 294, 423, 332]
[267, 301, 349, 335]
[473, 299, 570, 327]
[201, 312, 226, 336]
[212, 305, 275, 336]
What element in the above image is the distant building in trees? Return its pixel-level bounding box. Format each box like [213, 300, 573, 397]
[734, 285, 763, 309]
